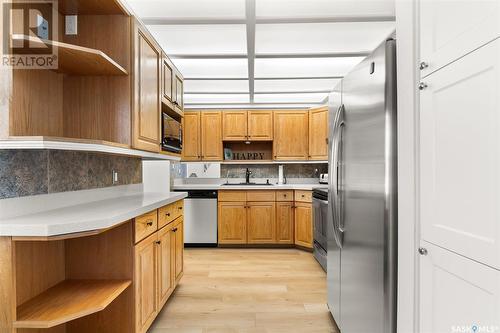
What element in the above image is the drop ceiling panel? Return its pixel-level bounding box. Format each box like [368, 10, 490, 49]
[256, 0, 395, 19]
[172, 58, 248, 78]
[256, 22, 395, 54]
[147, 24, 247, 55]
[255, 78, 340, 92]
[184, 94, 250, 104]
[184, 80, 249, 93]
[254, 57, 363, 78]
[126, 0, 246, 19]
[254, 93, 327, 103]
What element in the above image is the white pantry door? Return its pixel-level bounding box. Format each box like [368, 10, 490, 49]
[419, 242, 500, 333]
[420, 0, 500, 77]
[419, 39, 500, 269]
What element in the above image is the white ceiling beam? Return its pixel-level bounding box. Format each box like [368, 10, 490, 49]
[184, 76, 343, 80]
[169, 52, 369, 59]
[185, 90, 332, 95]
[142, 16, 395, 25]
[245, 0, 256, 102]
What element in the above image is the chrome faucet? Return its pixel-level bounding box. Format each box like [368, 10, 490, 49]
[245, 168, 252, 184]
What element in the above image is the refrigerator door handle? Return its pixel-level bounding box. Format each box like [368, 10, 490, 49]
[336, 108, 346, 233]
[330, 104, 344, 248]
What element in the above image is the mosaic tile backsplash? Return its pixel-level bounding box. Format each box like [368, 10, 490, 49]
[221, 163, 328, 179]
[0, 150, 142, 199]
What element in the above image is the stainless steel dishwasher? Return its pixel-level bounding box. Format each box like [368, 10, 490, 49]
[178, 190, 218, 247]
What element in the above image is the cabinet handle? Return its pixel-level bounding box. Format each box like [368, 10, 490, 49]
[156, 240, 161, 245]
[418, 247, 428, 256]
[166, 213, 171, 217]
[283, 194, 287, 197]
[146, 220, 153, 226]
[419, 61, 429, 70]
[418, 82, 428, 91]
[172, 227, 178, 232]
[178, 206, 183, 210]
[301, 194, 305, 198]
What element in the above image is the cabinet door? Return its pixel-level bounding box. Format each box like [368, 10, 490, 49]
[133, 23, 160, 153]
[175, 75, 184, 111]
[201, 111, 223, 160]
[294, 202, 312, 248]
[276, 201, 294, 244]
[420, 241, 500, 332]
[135, 233, 157, 333]
[156, 226, 174, 309]
[218, 202, 247, 244]
[308, 107, 328, 160]
[420, 0, 500, 77]
[247, 202, 276, 244]
[173, 218, 184, 283]
[223, 110, 248, 141]
[162, 57, 173, 103]
[182, 112, 201, 161]
[420, 40, 500, 269]
[248, 110, 273, 141]
[273, 111, 309, 160]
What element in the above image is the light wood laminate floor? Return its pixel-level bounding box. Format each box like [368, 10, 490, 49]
[148, 248, 338, 333]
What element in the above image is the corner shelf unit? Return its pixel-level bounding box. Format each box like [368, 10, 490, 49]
[14, 279, 131, 329]
[12, 35, 128, 76]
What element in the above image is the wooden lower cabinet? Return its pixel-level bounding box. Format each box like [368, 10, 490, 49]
[247, 202, 276, 244]
[276, 201, 294, 244]
[218, 201, 247, 244]
[135, 202, 184, 333]
[294, 202, 313, 248]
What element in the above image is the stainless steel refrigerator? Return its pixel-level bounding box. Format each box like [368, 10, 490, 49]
[327, 37, 397, 333]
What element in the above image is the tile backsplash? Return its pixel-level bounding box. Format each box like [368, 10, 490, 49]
[221, 163, 328, 179]
[0, 150, 142, 199]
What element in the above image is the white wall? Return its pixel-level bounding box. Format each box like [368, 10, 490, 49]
[142, 160, 171, 193]
[395, 0, 419, 332]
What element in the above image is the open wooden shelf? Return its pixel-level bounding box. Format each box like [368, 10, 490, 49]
[14, 279, 131, 329]
[12, 35, 128, 76]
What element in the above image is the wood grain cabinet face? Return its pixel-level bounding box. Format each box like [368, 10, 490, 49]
[182, 112, 201, 161]
[273, 111, 309, 160]
[201, 111, 223, 160]
[173, 218, 184, 283]
[248, 110, 273, 141]
[223, 111, 248, 141]
[135, 233, 157, 333]
[294, 202, 313, 248]
[133, 23, 160, 153]
[247, 202, 276, 244]
[162, 58, 173, 102]
[276, 202, 294, 244]
[218, 202, 247, 244]
[173, 75, 184, 112]
[156, 226, 174, 309]
[308, 107, 328, 160]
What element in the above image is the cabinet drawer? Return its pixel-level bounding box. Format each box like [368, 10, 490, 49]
[135, 210, 158, 243]
[295, 190, 312, 203]
[246, 191, 275, 202]
[276, 190, 293, 202]
[218, 190, 246, 202]
[158, 201, 182, 229]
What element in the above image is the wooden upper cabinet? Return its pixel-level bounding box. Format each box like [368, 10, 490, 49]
[162, 56, 173, 103]
[133, 21, 161, 153]
[273, 111, 309, 160]
[223, 111, 248, 141]
[308, 107, 328, 160]
[201, 111, 223, 160]
[172, 73, 184, 113]
[218, 202, 247, 244]
[247, 202, 276, 244]
[248, 110, 273, 141]
[182, 112, 201, 161]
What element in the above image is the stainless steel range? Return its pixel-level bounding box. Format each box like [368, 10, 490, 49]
[312, 188, 329, 271]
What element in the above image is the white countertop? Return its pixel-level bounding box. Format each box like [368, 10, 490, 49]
[0, 186, 187, 237]
[173, 183, 327, 191]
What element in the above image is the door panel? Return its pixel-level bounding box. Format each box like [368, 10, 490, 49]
[201, 111, 223, 160]
[420, 40, 500, 269]
[182, 112, 200, 161]
[157, 226, 173, 308]
[162, 58, 172, 102]
[223, 111, 248, 141]
[218, 202, 247, 244]
[273, 111, 309, 160]
[294, 202, 312, 248]
[248, 110, 273, 141]
[247, 202, 276, 244]
[420, 241, 500, 332]
[309, 107, 328, 160]
[174, 218, 184, 282]
[276, 202, 294, 244]
[135, 234, 157, 333]
[420, 0, 500, 77]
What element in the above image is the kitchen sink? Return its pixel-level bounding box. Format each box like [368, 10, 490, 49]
[223, 182, 274, 186]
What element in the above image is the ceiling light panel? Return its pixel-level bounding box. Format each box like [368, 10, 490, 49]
[254, 93, 327, 103]
[184, 80, 249, 93]
[184, 94, 250, 104]
[254, 57, 363, 78]
[255, 0, 395, 19]
[172, 58, 248, 78]
[256, 22, 395, 54]
[126, 0, 246, 19]
[254, 78, 340, 93]
[147, 24, 247, 55]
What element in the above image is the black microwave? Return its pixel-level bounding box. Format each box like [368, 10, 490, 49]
[162, 112, 182, 153]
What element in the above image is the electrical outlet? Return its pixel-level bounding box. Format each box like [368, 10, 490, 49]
[65, 15, 78, 35]
[112, 170, 118, 184]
